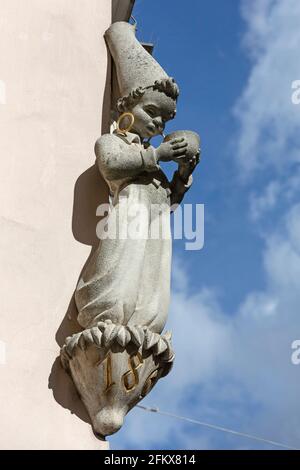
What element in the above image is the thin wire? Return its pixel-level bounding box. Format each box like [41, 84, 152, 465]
[137, 405, 298, 451]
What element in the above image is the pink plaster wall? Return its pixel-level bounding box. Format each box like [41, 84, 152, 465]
[0, 0, 113, 449]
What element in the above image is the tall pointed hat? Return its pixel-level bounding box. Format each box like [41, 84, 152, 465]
[104, 21, 171, 97]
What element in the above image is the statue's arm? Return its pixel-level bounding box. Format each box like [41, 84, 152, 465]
[169, 169, 193, 206]
[95, 135, 159, 181]
[170, 152, 200, 206]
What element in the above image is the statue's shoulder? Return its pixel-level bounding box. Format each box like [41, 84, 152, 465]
[95, 133, 122, 158]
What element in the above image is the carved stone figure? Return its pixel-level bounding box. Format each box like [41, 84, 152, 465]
[60, 21, 200, 439]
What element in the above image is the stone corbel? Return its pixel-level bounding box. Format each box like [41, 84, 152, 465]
[61, 321, 174, 438]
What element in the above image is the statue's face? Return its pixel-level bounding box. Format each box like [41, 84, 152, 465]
[130, 89, 177, 139]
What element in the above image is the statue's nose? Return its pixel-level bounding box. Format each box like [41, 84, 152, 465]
[153, 117, 164, 131]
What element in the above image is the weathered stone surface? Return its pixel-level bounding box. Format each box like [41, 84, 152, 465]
[61, 322, 174, 437]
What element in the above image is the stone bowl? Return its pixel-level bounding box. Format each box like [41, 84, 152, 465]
[164, 130, 200, 162]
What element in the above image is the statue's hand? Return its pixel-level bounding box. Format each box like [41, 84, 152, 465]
[188, 149, 201, 171]
[156, 137, 188, 162]
[178, 149, 201, 181]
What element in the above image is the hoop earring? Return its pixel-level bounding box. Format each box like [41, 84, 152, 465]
[116, 112, 135, 135]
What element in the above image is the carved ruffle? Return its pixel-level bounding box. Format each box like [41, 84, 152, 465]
[60, 320, 174, 370]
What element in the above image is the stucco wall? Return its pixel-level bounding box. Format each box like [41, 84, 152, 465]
[0, 0, 115, 449]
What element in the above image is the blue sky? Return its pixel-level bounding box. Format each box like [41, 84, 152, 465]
[134, 0, 265, 314]
[110, 0, 300, 450]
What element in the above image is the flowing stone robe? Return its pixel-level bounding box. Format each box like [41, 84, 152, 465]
[75, 131, 192, 334]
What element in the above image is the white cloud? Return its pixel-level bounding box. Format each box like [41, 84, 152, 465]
[234, 0, 300, 178]
[249, 167, 300, 221]
[249, 180, 280, 220]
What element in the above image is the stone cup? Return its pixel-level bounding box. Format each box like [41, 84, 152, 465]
[163, 130, 200, 163]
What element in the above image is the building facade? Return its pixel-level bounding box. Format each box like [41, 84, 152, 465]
[0, 0, 134, 449]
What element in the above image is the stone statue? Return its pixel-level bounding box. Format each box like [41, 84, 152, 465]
[60, 21, 200, 440]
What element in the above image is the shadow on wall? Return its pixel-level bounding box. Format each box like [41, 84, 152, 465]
[48, 47, 112, 429]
